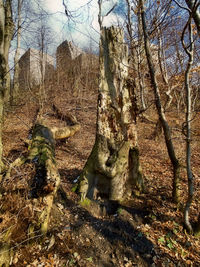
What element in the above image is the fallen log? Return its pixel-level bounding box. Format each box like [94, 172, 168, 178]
[52, 104, 78, 125]
[0, 116, 80, 265]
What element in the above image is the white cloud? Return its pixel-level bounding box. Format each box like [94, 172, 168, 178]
[43, 0, 65, 13]
[42, 0, 122, 50]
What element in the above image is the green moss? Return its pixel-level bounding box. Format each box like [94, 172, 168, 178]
[71, 184, 78, 192]
[40, 151, 49, 163]
[79, 198, 91, 207]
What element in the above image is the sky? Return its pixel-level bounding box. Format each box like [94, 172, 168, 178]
[9, 0, 123, 71]
[43, 0, 121, 52]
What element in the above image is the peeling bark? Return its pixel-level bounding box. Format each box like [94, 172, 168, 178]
[79, 27, 144, 202]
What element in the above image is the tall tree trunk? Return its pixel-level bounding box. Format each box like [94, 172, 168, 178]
[79, 26, 144, 201]
[0, 2, 14, 263]
[182, 20, 194, 234]
[126, 0, 146, 112]
[12, 0, 22, 102]
[0, 0, 14, 173]
[126, 0, 141, 110]
[137, 8, 146, 111]
[0, 0, 6, 173]
[4, 0, 14, 103]
[140, 0, 181, 203]
[157, 26, 173, 111]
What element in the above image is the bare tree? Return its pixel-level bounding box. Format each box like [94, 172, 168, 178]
[182, 17, 194, 233]
[3, 0, 14, 103]
[126, 0, 146, 111]
[12, 0, 23, 102]
[35, 15, 53, 111]
[0, 0, 14, 174]
[139, 0, 181, 203]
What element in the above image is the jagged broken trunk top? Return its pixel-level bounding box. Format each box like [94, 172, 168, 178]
[79, 27, 143, 201]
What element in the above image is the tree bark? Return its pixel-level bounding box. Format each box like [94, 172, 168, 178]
[0, 115, 80, 265]
[79, 26, 144, 202]
[0, 122, 59, 264]
[140, 0, 181, 203]
[12, 0, 22, 102]
[0, 0, 6, 173]
[182, 19, 194, 234]
[185, 0, 200, 34]
[4, 0, 14, 103]
[0, 0, 14, 173]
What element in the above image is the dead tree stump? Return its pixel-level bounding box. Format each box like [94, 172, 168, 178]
[79, 27, 144, 202]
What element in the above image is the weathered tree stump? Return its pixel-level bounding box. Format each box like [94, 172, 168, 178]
[79, 26, 144, 202]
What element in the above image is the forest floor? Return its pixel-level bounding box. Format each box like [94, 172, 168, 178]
[1, 85, 200, 267]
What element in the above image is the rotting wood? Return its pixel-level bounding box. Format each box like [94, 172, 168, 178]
[52, 104, 78, 125]
[51, 104, 80, 140]
[0, 113, 80, 265]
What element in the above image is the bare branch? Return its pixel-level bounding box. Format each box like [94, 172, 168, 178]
[173, 0, 191, 12]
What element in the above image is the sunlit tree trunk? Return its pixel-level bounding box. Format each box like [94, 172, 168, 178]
[0, 0, 6, 173]
[140, 0, 181, 203]
[182, 20, 194, 234]
[126, 0, 146, 111]
[12, 0, 22, 102]
[4, 0, 14, 103]
[79, 27, 144, 201]
[0, 1, 14, 264]
[137, 8, 146, 111]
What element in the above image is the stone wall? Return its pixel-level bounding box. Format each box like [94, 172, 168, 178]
[18, 41, 98, 93]
[56, 41, 83, 72]
[18, 48, 54, 90]
[55, 40, 99, 94]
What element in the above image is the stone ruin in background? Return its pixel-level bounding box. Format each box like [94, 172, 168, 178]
[18, 48, 54, 90]
[56, 40, 83, 71]
[55, 40, 98, 93]
[18, 41, 98, 93]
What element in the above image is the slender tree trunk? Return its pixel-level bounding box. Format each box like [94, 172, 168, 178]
[0, 0, 6, 173]
[79, 27, 144, 201]
[0, 2, 14, 263]
[137, 9, 146, 111]
[4, 0, 14, 103]
[126, 0, 141, 110]
[12, 0, 22, 102]
[140, 0, 181, 203]
[182, 20, 194, 234]
[157, 26, 173, 111]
